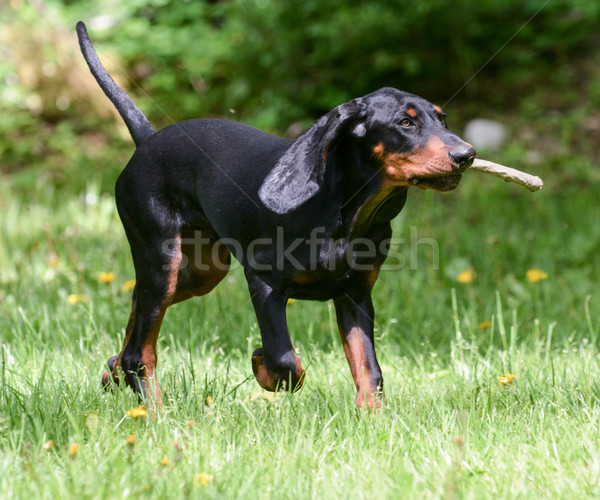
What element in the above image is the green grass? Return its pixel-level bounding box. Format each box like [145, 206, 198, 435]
[1, 152, 600, 498]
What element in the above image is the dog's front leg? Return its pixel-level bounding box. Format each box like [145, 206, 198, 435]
[245, 271, 305, 392]
[334, 290, 383, 409]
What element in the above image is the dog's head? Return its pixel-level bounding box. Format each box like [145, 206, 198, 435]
[259, 87, 475, 214]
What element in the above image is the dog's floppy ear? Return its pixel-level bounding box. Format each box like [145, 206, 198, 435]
[259, 98, 367, 214]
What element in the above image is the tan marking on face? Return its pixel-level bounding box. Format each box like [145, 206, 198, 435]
[373, 136, 458, 190]
[434, 105, 443, 115]
[406, 108, 418, 118]
[373, 142, 385, 156]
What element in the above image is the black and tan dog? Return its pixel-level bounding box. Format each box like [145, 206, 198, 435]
[77, 22, 475, 408]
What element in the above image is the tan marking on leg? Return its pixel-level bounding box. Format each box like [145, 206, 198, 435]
[252, 353, 277, 391]
[165, 234, 183, 298]
[339, 326, 379, 409]
[363, 268, 380, 289]
[140, 343, 161, 405]
[174, 231, 230, 303]
[136, 234, 183, 406]
[251, 352, 305, 392]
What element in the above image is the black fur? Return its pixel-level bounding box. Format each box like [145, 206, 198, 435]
[77, 22, 475, 407]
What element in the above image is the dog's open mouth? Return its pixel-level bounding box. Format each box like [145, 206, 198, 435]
[409, 174, 462, 192]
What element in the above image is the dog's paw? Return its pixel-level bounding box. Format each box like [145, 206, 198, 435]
[251, 348, 305, 392]
[251, 348, 275, 390]
[356, 388, 383, 411]
[101, 355, 120, 390]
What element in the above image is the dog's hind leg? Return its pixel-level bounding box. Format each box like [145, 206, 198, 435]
[99, 172, 188, 403]
[104, 228, 182, 405]
[102, 223, 231, 404]
[101, 292, 136, 389]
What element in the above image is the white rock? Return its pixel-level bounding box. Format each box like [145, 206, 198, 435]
[464, 119, 507, 151]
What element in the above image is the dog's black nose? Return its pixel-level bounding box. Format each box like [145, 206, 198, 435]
[449, 145, 476, 171]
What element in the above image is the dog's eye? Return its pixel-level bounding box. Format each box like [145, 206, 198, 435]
[399, 118, 413, 127]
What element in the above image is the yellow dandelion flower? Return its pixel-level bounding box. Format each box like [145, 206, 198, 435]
[42, 440, 54, 451]
[47, 256, 60, 268]
[98, 271, 116, 284]
[526, 269, 548, 283]
[497, 372, 516, 386]
[478, 321, 492, 329]
[457, 268, 474, 284]
[193, 472, 213, 488]
[122, 279, 136, 292]
[160, 457, 170, 466]
[68, 443, 80, 457]
[127, 405, 147, 419]
[68, 294, 88, 305]
[205, 396, 213, 406]
[126, 435, 137, 446]
[287, 298, 297, 304]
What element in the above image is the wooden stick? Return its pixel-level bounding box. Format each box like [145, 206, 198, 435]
[469, 159, 543, 192]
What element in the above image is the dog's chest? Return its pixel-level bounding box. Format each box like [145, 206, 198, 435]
[283, 228, 389, 300]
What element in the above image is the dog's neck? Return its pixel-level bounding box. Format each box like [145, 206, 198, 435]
[333, 141, 408, 240]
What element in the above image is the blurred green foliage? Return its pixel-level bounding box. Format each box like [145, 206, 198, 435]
[0, 0, 599, 191]
[87, 0, 600, 128]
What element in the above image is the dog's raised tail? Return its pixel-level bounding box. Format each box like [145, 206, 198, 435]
[76, 21, 156, 147]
